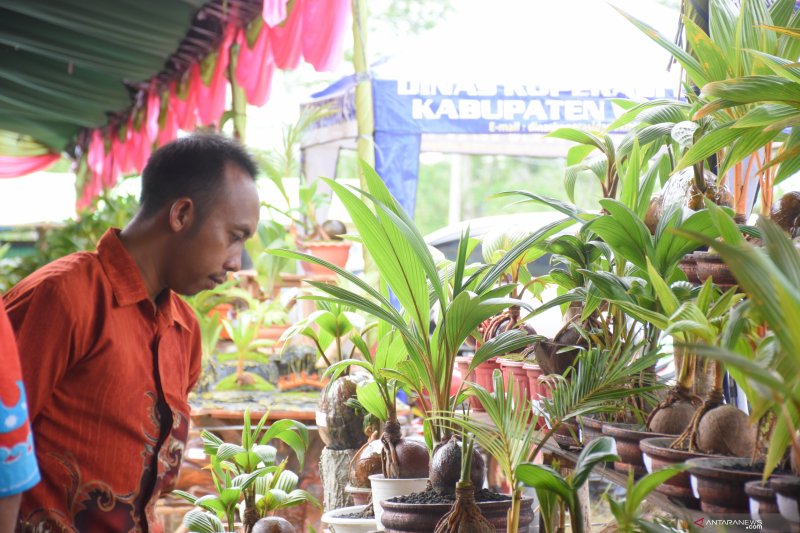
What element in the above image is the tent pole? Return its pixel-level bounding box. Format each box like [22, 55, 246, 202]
[351, 0, 376, 277]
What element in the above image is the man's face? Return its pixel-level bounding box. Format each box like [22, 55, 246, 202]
[166, 163, 260, 296]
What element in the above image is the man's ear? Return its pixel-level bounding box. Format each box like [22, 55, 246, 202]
[168, 198, 195, 233]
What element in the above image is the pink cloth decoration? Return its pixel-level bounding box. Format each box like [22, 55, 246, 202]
[262, 0, 288, 27]
[0, 153, 59, 178]
[158, 89, 179, 147]
[236, 26, 276, 107]
[87, 129, 105, 179]
[271, 0, 304, 70]
[176, 68, 200, 131]
[197, 28, 234, 126]
[146, 90, 160, 142]
[302, 0, 350, 71]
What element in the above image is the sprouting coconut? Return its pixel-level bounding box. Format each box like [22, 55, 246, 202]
[349, 431, 383, 488]
[532, 316, 593, 377]
[252, 517, 296, 533]
[671, 360, 756, 456]
[381, 417, 430, 480]
[646, 346, 701, 437]
[433, 436, 493, 533]
[771, 191, 800, 238]
[430, 435, 485, 495]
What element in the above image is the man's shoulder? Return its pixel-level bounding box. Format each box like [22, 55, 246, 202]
[170, 293, 200, 330]
[6, 251, 101, 300]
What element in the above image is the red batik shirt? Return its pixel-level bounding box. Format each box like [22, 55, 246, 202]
[4, 229, 201, 533]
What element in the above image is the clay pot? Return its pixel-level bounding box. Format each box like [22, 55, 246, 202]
[552, 421, 581, 450]
[346, 484, 373, 506]
[369, 474, 429, 531]
[745, 480, 780, 519]
[578, 416, 604, 447]
[380, 495, 535, 532]
[317, 375, 369, 450]
[771, 475, 800, 525]
[678, 254, 700, 284]
[694, 251, 737, 289]
[455, 355, 482, 411]
[498, 358, 529, 399]
[602, 423, 674, 478]
[300, 240, 352, 276]
[473, 357, 501, 395]
[640, 437, 720, 507]
[687, 457, 764, 514]
[522, 363, 543, 400]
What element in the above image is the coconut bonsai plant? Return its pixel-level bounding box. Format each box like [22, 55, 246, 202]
[173, 408, 318, 533]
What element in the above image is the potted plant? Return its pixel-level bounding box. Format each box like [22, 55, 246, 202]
[281, 300, 377, 450]
[216, 309, 276, 391]
[325, 330, 430, 528]
[674, 203, 800, 519]
[271, 163, 546, 527]
[173, 408, 318, 533]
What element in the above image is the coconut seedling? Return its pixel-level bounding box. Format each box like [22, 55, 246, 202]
[271, 162, 546, 491]
[325, 330, 429, 485]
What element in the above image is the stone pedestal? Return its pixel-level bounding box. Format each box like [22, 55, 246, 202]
[319, 446, 357, 512]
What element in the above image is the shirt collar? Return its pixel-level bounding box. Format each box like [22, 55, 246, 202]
[97, 228, 190, 330]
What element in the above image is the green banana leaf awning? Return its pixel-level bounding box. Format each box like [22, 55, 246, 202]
[0, 0, 350, 206]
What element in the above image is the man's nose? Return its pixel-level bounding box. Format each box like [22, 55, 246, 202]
[223, 251, 242, 272]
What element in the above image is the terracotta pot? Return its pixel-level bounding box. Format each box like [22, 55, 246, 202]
[455, 355, 482, 411]
[498, 358, 529, 399]
[317, 374, 369, 450]
[678, 254, 700, 284]
[521, 363, 543, 400]
[300, 240, 352, 276]
[211, 303, 233, 340]
[602, 423, 674, 478]
[640, 437, 719, 507]
[380, 495, 535, 532]
[771, 475, 800, 524]
[694, 251, 737, 289]
[473, 357, 501, 395]
[259, 323, 290, 342]
[745, 480, 780, 520]
[687, 457, 763, 514]
[578, 416, 604, 447]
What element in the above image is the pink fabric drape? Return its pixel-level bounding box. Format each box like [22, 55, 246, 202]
[236, 25, 276, 106]
[270, 0, 304, 69]
[0, 154, 59, 178]
[262, 0, 289, 27]
[302, 0, 350, 71]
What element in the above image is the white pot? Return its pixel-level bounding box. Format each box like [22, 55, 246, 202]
[321, 505, 377, 533]
[368, 474, 429, 531]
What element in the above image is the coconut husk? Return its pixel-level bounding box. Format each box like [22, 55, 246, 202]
[433, 482, 495, 533]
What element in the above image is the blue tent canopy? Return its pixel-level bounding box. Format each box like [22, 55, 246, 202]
[301, 0, 680, 215]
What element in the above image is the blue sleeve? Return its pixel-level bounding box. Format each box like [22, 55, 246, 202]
[0, 381, 40, 497]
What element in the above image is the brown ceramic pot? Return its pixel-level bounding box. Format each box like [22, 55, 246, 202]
[687, 457, 763, 514]
[380, 495, 534, 532]
[553, 420, 581, 450]
[602, 423, 674, 478]
[745, 480, 779, 518]
[771, 475, 800, 525]
[694, 251, 737, 289]
[579, 416, 604, 447]
[678, 254, 700, 284]
[640, 437, 719, 507]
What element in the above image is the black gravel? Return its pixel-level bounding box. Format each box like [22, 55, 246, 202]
[338, 508, 374, 519]
[387, 488, 510, 505]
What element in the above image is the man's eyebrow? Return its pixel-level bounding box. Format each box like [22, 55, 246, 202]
[235, 225, 253, 237]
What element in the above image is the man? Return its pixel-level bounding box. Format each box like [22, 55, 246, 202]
[0, 298, 40, 531]
[4, 134, 261, 532]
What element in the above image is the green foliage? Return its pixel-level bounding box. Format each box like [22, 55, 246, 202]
[0, 191, 139, 292]
[516, 437, 619, 533]
[173, 409, 316, 532]
[270, 162, 544, 445]
[605, 465, 689, 533]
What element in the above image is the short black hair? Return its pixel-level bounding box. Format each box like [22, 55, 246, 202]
[139, 133, 258, 218]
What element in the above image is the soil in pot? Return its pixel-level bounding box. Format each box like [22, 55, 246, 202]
[640, 437, 721, 507]
[321, 504, 377, 533]
[687, 458, 784, 514]
[602, 423, 674, 478]
[317, 374, 370, 450]
[381, 491, 534, 533]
